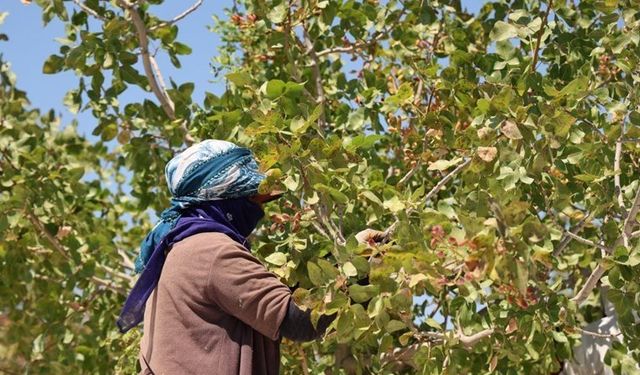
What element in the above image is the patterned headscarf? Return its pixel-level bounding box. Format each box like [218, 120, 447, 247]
[117, 140, 269, 333]
[134, 140, 266, 273]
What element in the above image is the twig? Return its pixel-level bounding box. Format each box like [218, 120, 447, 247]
[622, 186, 640, 245]
[148, 0, 203, 31]
[25, 208, 126, 295]
[571, 264, 606, 305]
[563, 231, 609, 253]
[397, 161, 422, 186]
[384, 157, 471, 237]
[577, 327, 622, 339]
[297, 344, 310, 375]
[530, 0, 553, 72]
[553, 212, 592, 256]
[72, 0, 106, 20]
[118, 249, 136, 270]
[423, 158, 472, 204]
[316, 33, 386, 57]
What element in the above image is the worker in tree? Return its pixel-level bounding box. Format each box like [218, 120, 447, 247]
[117, 140, 336, 375]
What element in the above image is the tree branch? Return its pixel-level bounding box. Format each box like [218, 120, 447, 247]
[316, 33, 386, 57]
[25, 209, 127, 295]
[530, 0, 553, 72]
[564, 231, 609, 253]
[384, 157, 471, 237]
[553, 212, 592, 256]
[614, 133, 625, 214]
[119, 0, 194, 146]
[571, 263, 606, 305]
[148, 0, 203, 31]
[302, 23, 327, 131]
[72, 0, 106, 20]
[423, 158, 472, 204]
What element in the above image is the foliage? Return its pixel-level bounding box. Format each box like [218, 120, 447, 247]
[1, 0, 640, 373]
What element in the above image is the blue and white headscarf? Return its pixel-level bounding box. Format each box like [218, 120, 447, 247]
[134, 140, 266, 273]
[117, 140, 268, 333]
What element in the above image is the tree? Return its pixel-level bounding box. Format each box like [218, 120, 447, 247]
[1, 0, 640, 373]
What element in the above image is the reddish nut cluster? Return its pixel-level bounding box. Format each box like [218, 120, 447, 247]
[597, 54, 620, 79]
[230, 13, 259, 28]
[267, 203, 311, 233]
[415, 39, 430, 50]
[498, 284, 539, 309]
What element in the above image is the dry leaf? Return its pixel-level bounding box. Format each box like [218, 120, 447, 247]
[477, 127, 493, 140]
[477, 146, 497, 162]
[501, 120, 523, 140]
[506, 317, 518, 334]
[489, 355, 498, 372]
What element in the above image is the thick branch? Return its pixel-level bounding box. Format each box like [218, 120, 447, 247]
[302, 24, 327, 130]
[531, 0, 553, 71]
[124, 3, 176, 119]
[148, 0, 203, 31]
[120, 1, 194, 145]
[614, 134, 625, 213]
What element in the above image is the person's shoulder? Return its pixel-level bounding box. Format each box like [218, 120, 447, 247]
[174, 232, 244, 251]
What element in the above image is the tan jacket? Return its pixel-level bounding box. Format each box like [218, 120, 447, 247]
[139, 232, 292, 374]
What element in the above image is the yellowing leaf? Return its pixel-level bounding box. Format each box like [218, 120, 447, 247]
[409, 273, 427, 288]
[264, 252, 287, 266]
[383, 196, 405, 213]
[342, 262, 358, 277]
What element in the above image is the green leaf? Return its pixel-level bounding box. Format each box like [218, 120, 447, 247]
[265, 252, 287, 266]
[226, 71, 251, 87]
[344, 134, 383, 152]
[42, 55, 65, 74]
[383, 196, 405, 213]
[265, 79, 286, 99]
[307, 261, 325, 286]
[173, 42, 192, 55]
[348, 284, 379, 303]
[313, 183, 349, 204]
[490, 21, 518, 42]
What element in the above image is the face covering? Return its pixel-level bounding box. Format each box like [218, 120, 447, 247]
[116, 197, 265, 333]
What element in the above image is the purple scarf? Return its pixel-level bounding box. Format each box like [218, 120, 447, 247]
[117, 197, 264, 333]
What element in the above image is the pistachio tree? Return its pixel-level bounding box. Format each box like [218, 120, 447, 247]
[2, 0, 640, 373]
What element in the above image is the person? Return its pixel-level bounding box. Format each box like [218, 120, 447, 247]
[116, 140, 335, 375]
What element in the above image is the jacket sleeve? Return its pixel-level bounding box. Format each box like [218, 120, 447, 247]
[279, 299, 337, 342]
[205, 238, 291, 341]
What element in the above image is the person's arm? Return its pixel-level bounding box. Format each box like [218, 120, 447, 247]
[279, 299, 337, 342]
[205, 238, 292, 340]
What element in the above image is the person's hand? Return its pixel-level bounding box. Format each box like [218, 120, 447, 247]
[355, 228, 389, 246]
